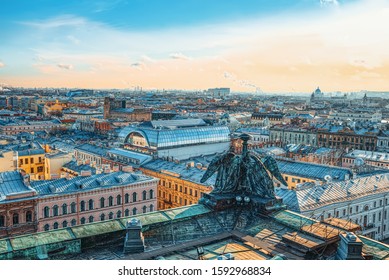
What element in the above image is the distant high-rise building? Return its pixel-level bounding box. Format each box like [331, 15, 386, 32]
[207, 87, 230, 98]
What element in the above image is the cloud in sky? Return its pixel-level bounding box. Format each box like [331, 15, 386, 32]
[2, 0, 389, 91]
[57, 63, 73, 70]
[320, 0, 339, 7]
[0, 61, 5, 68]
[169, 53, 192, 60]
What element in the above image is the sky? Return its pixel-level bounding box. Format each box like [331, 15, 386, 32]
[1, 0, 389, 93]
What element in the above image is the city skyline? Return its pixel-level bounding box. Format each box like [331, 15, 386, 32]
[1, 0, 389, 92]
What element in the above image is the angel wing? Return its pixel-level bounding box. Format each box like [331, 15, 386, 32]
[200, 152, 235, 183]
[262, 156, 288, 187]
[248, 155, 276, 198]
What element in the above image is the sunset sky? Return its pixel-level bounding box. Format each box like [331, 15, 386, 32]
[1, 0, 389, 93]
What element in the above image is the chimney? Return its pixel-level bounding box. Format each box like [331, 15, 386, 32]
[336, 232, 363, 260]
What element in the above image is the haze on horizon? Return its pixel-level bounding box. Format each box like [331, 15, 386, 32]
[0, 0, 389, 93]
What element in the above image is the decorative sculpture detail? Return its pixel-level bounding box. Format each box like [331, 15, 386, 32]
[200, 134, 287, 198]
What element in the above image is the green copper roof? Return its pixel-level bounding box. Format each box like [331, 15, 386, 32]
[11, 229, 74, 251]
[71, 220, 125, 239]
[270, 210, 316, 230]
[162, 204, 211, 220]
[0, 240, 8, 254]
[359, 236, 389, 260]
[121, 211, 170, 226]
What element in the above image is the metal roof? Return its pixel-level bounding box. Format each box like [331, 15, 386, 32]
[277, 172, 389, 212]
[0, 171, 36, 202]
[276, 159, 352, 181]
[30, 171, 155, 196]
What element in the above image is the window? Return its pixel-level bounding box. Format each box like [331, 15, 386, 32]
[125, 209, 130, 217]
[100, 214, 105, 221]
[88, 216, 94, 223]
[80, 217, 86, 224]
[71, 202, 76, 213]
[100, 197, 105, 208]
[149, 204, 154, 212]
[117, 195, 122, 205]
[71, 219, 76, 226]
[37, 166, 43, 173]
[53, 205, 59, 216]
[53, 222, 59, 229]
[109, 212, 113, 220]
[143, 206, 147, 213]
[62, 204, 67, 215]
[108, 196, 113, 207]
[132, 192, 137, 202]
[336, 211, 339, 218]
[80, 201, 85, 212]
[379, 212, 382, 221]
[117, 211, 121, 218]
[132, 208, 137, 215]
[356, 206, 359, 212]
[62, 220, 68, 228]
[0, 215, 5, 227]
[44, 206, 50, 218]
[142, 190, 147, 200]
[25, 158, 28, 164]
[125, 193, 129, 204]
[44, 224, 50, 231]
[30, 167, 34, 173]
[26, 211, 32, 222]
[374, 202, 377, 208]
[88, 199, 94, 210]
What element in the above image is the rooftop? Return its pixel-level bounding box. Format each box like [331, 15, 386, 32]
[30, 171, 155, 196]
[276, 172, 389, 212]
[276, 159, 353, 181]
[0, 171, 37, 203]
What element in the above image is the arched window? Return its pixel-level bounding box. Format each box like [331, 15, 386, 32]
[100, 213, 105, 221]
[88, 199, 94, 210]
[364, 205, 369, 211]
[125, 209, 130, 217]
[62, 204, 67, 215]
[80, 201, 85, 212]
[44, 224, 50, 231]
[53, 205, 59, 216]
[149, 204, 154, 212]
[132, 192, 137, 202]
[0, 215, 5, 227]
[71, 202, 76, 213]
[116, 195, 122, 205]
[13, 213, 19, 225]
[71, 219, 76, 226]
[108, 212, 113, 220]
[44, 206, 50, 218]
[108, 196, 113, 207]
[62, 220, 68, 228]
[100, 197, 105, 208]
[143, 206, 147, 213]
[149, 189, 154, 199]
[88, 216, 94, 223]
[26, 211, 32, 222]
[117, 211, 121, 218]
[132, 207, 137, 215]
[80, 217, 86, 224]
[53, 222, 59, 229]
[125, 193, 129, 204]
[142, 190, 147, 200]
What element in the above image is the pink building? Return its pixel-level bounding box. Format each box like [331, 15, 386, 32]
[30, 171, 158, 232]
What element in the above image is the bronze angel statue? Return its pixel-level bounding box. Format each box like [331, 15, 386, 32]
[200, 134, 287, 198]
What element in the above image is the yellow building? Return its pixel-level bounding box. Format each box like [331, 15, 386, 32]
[140, 167, 212, 210]
[16, 143, 46, 180]
[44, 151, 73, 180]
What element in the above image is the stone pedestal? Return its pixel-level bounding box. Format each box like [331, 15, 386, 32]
[123, 218, 145, 254]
